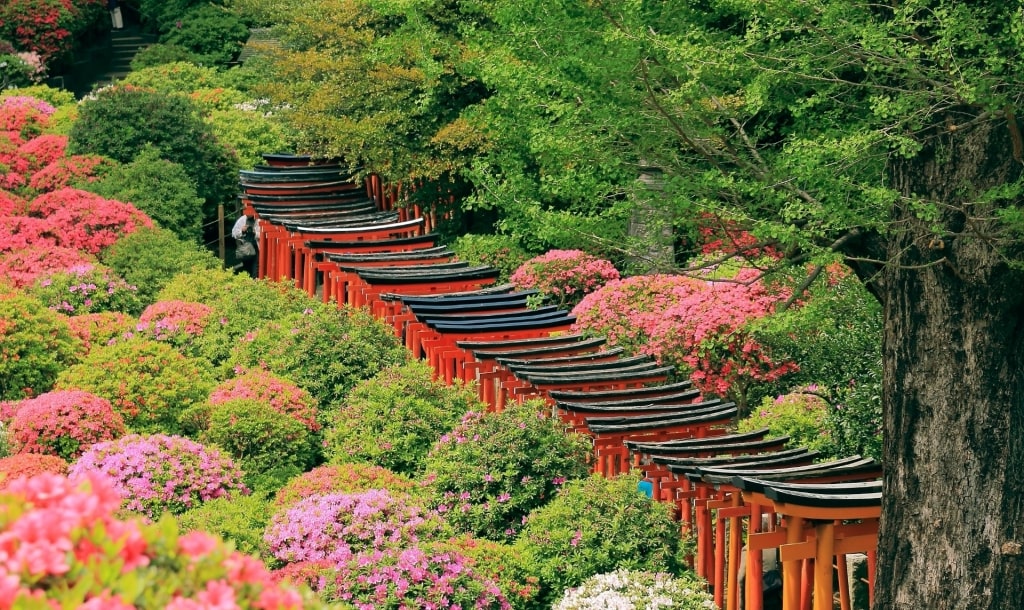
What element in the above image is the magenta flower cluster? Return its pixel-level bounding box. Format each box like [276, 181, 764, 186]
[69, 434, 248, 518]
[6, 389, 126, 460]
[265, 489, 442, 564]
[139, 300, 214, 339]
[510, 250, 620, 307]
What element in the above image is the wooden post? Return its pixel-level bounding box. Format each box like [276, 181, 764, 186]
[217, 204, 225, 263]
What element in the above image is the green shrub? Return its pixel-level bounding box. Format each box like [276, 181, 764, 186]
[176, 492, 273, 559]
[272, 463, 422, 512]
[0, 289, 80, 400]
[323, 360, 478, 475]
[159, 5, 250, 66]
[121, 61, 229, 96]
[0, 53, 37, 87]
[450, 234, 533, 283]
[156, 267, 314, 368]
[137, 0, 212, 33]
[513, 473, 686, 607]
[739, 391, 835, 455]
[64, 311, 136, 356]
[227, 302, 408, 413]
[423, 401, 591, 541]
[200, 398, 318, 493]
[99, 227, 221, 307]
[55, 338, 215, 434]
[208, 107, 295, 170]
[130, 44, 207, 70]
[83, 146, 204, 243]
[27, 262, 143, 316]
[67, 86, 239, 224]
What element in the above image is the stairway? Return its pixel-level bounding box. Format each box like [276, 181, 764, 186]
[93, 26, 156, 88]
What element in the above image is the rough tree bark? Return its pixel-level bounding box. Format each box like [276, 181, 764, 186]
[872, 118, 1024, 608]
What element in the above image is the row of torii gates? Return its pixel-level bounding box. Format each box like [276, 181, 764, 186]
[241, 154, 883, 610]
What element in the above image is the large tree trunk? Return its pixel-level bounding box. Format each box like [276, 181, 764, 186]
[874, 118, 1024, 608]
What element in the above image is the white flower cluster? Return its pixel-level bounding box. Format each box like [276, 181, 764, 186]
[554, 569, 717, 610]
[233, 98, 292, 118]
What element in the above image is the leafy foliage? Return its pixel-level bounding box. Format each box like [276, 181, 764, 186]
[176, 492, 274, 558]
[0, 289, 80, 401]
[323, 360, 476, 475]
[28, 262, 142, 316]
[159, 5, 250, 66]
[739, 392, 835, 456]
[450, 233, 533, 283]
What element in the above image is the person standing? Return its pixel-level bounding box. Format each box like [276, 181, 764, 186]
[231, 212, 259, 278]
[109, 0, 124, 30]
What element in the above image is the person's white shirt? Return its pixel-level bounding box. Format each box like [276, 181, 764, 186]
[231, 215, 260, 240]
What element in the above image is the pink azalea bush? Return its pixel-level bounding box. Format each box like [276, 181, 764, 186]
[210, 369, 319, 432]
[7, 389, 126, 460]
[510, 249, 620, 308]
[0, 454, 68, 490]
[0, 131, 30, 189]
[0, 472, 324, 609]
[29, 262, 142, 315]
[28, 153, 115, 193]
[265, 489, 448, 564]
[0, 215, 55, 253]
[28, 187, 153, 254]
[136, 299, 214, 355]
[272, 463, 420, 511]
[0, 244, 96, 288]
[0, 189, 27, 215]
[572, 270, 798, 412]
[0, 97, 51, 138]
[69, 434, 248, 518]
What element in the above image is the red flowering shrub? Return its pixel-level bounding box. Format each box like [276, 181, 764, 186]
[510, 249, 620, 308]
[0, 244, 96, 288]
[0, 189, 27, 215]
[0, 98, 51, 139]
[65, 311, 135, 355]
[209, 369, 319, 432]
[0, 472, 325, 609]
[28, 154, 115, 193]
[7, 389, 127, 460]
[0, 453, 68, 489]
[0, 131, 30, 189]
[0, 0, 95, 67]
[28, 187, 153, 254]
[273, 463, 421, 511]
[0, 214, 56, 253]
[55, 338, 215, 434]
[17, 133, 67, 172]
[695, 212, 783, 259]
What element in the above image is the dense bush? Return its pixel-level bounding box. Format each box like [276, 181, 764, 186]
[450, 233, 534, 283]
[323, 360, 478, 475]
[27, 153, 115, 192]
[137, 0, 215, 33]
[0, 453, 68, 489]
[513, 473, 686, 606]
[0, 95, 53, 139]
[7, 390, 126, 460]
[121, 61, 229, 95]
[228, 302, 409, 413]
[0, 52, 43, 87]
[424, 403, 591, 540]
[511, 249, 620, 308]
[177, 492, 274, 558]
[28, 262, 143, 315]
[427, 535, 541, 609]
[69, 433, 247, 517]
[0, 84, 75, 107]
[27, 187, 154, 255]
[201, 398, 318, 493]
[159, 5, 250, 66]
[156, 267, 315, 368]
[208, 107, 295, 169]
[0, 244, 96, 288]
[17, 133, 66, 172]
[136, 299, 214, 355]
[99, 227, 221, 306]
[55, 338, 215, 434]
[67, 86, 239, 222]
[0, 472, 324, 609]
[83, 145, 205, 242]
[64, 311, 136, 356]
[272, 463, 421, 512]
[265, 489, 449, 564]
[0, 289, 80, 400]
[130, 43, 207, 70]
[553, 569, 715, 610]
[739, 391, 835, 455]
[0, 0, 104, 68]
[209, 370, 319, 432]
